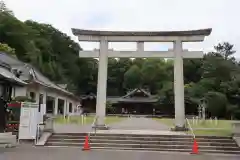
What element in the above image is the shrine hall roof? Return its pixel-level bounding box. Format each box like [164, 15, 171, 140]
[81, 88, 159, 103]
[72, 28, 212, 37]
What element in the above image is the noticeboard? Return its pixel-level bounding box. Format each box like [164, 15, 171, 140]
[18, 102, 39, 140]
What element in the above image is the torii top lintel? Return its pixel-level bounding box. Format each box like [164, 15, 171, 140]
[71, 28, 212, 42]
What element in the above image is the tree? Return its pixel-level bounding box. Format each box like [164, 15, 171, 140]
[214, 42, 235, 60]
[124, 65, 142, 89]
[0, 0, 14, 15]
[204, 91, 228, 118]
[0, 42, 16, 56]
[1, 10, 240, 119]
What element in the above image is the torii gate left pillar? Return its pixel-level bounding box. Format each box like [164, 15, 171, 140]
[96, 37, 109, 128]
[72, 28, 212, 130]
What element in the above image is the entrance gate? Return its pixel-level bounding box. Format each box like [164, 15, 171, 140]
[72, 28, 212, 130]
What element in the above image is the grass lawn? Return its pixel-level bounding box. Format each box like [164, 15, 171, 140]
[192, 129, 232, 137]
[54, 115, 124, 125]
[153, 118, 233, 136]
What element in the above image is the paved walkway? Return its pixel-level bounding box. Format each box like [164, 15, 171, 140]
[53, 123, 92, 133]
[93, 129, 186, 135]
[53, 117, 171, 133]
[1, 146, 240, 160]
[93, 117, 186, 135]
[109, 117, 170, 130]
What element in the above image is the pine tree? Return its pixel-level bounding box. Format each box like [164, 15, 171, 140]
[0, 0, 14, 15]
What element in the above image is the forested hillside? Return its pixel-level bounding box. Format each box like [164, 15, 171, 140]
[1, 3, 240, 119]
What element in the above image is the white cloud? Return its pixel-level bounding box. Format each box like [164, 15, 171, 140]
[4, 0, 240, 56]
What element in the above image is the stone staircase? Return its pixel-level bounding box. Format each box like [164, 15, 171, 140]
[0, 132, 17, 148]
[45, 133, 240, 154]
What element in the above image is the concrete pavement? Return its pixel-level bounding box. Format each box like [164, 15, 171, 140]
[109, 117, 170, 130]
[53, 117, 171, 134]
[1, 146, 240, 160]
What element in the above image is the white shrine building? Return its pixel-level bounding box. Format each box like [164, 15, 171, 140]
[0, 52, 81, 116]
[72, 28, 212, 130]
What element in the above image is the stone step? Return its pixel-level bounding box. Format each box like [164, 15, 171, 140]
[44, 145, 240, 155]
[0, 133, 17, 148]
[50, 135, 234, 142]
[45, 142, 240, 151]
[52, 133, 232, 139]
[47, 138, 238, 147]
[46, 133, 240, 154]
[47, 142, 240, 151]
[90, 146, 240, 155]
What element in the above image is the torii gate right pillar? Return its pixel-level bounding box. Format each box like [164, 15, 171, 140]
[173, 40, 185, 130]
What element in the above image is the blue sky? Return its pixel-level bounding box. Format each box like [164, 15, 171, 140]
[4, 0, 239, 56]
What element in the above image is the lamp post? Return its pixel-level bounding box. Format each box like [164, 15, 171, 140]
[198, 104, 202, 119]
[202, 100, 206, 121]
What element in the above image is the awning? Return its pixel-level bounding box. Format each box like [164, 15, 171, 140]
[0, 67, 27, 85]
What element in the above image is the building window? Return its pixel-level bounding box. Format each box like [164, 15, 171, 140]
[39, 94, 44, 112]
[0, 85, 3, 97]
[39, 94, 43, 104]
[29, 92, 36, 101]
[69, 103, 72, 113]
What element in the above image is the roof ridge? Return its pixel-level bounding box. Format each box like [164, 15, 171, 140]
[122, 88, 152, 98]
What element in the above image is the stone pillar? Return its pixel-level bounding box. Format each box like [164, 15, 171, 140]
[35, 92, 40, 104]
[95, 37, 108, 129]
[63, 99, 66, 117]
[64, 99, 69, 116]
[54, 97, 58, 115]
[41, 93, 47, 116]
[173, 40, 186, 131]
[43, 93, 47, 105]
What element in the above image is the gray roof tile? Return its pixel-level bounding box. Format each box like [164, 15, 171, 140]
[0, 52, 78, 99]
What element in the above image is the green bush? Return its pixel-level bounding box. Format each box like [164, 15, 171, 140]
[205, 91, 227, 118]
[106, 101, 115, 113]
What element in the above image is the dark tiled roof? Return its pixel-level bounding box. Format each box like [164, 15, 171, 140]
[72, 28, 212, 37]
[0, 52, 78, 99]
[81, 88, 159, 103]
[0, 65, 27, 85]
[122, 88, 151, 98]
[118, 97, 158, 103]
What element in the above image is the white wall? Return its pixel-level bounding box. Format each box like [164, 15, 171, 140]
[14, 86, 27, 97]
[15, 84, 81, 115]
[11, 83, 80, 116]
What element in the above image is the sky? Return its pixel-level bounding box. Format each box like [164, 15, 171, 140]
[4, 0, 240, 56]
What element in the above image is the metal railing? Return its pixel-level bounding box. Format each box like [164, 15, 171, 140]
[35, 116, 54, 145]
[35, 123, 40, 145]
[43, 116, 54, 132]
[186, 118, 195, 139]
[89, 116, 98, 139]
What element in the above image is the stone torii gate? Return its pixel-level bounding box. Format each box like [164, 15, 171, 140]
[72, 28, 212, 130]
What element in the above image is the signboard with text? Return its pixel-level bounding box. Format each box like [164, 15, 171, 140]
[18, 102, 39, 140]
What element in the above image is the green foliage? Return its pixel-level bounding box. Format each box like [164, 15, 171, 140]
[204, 92, 228, 117]
[0, 12, 96, 94]
[106, 101, 115, 113]
[0, 0, 14, 15]
[0, 42, 15, 56]
[124, 65, 142, 89]
[1, 4, 240, 119]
